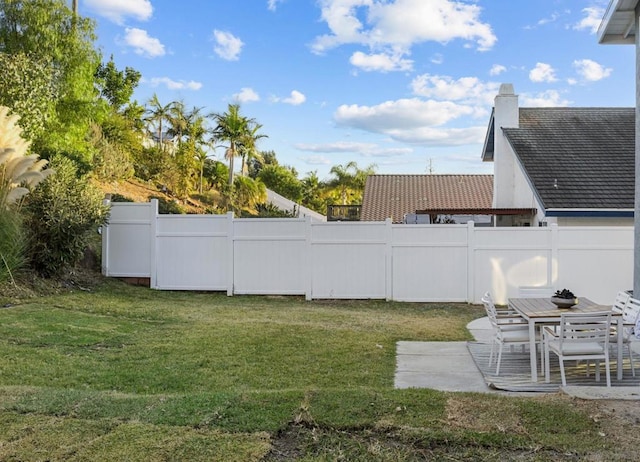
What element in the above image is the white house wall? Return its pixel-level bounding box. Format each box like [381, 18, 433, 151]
[102, 200, 633, 305]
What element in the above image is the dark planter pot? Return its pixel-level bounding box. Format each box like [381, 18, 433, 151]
[551, 296, 578, 308]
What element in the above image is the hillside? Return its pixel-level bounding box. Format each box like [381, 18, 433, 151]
[93, 179, 212, 214]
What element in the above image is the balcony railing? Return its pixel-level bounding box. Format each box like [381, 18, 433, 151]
[327, 204, 361, 221]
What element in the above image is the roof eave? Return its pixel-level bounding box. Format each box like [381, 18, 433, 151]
[481, 108, 495, 162]
[545, 208, 634, 218]
[598, 0, 637, 44]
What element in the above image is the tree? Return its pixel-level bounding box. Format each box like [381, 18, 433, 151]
[145, 94, 174, 149]
[248, 149, 278, 178]
[232, 176, 266, 215]
[0, 52, 58, 142]
[258, 164, 303, 203]
[238, 122, 267, 177]
[94, 55, 141, 110]
[210, 104, 261, 187]
[327, 161, 377, 205]
[0, 0, 101, 163]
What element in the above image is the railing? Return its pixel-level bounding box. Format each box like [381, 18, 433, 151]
[327, 204, 361, 221]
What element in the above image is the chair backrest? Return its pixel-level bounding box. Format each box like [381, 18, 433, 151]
[481, 292, 499, 327]
[622, 296, 640, 324]
[558, 311, 612, 348]
[612, 291, 631, 314]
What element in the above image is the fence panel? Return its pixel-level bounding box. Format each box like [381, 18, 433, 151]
[472, 228, 552, 305]
[391, 224, 468, 301]
[233, 219, 307, 295]
[556, 227, 633, 304]
[310, 222, 386, 299]
[103, 203, 153, 277]
[155, 214, 228, 290]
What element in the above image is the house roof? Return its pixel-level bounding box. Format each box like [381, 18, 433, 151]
[598, 0, 638, 44]
[497, 107, 634, 210]
[360, 174, 493, 222]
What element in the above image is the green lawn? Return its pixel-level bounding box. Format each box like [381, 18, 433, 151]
[0, 279, 635, 460]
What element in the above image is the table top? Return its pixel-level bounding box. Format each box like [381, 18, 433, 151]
[508, 297, 614, 320]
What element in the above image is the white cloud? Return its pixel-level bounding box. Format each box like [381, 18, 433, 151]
[148, 77, 202, 90]
[573, 58, 612, 81]
[123, 28, 165, 58]
[385, 126, 487, 145]
[233, 87, 260, 103]
[410, 74, 499, 106]
[574, 7, 605, 34]
[213, 30, 244, 61]
[431, 53, 444, 65]
[335, 98, 474, 131]
[311, 0, 496, 62]
[520, 90, 571, 107]
[85, 0, 153, 24]
[301, 155, 332, 166]
[295, 141, 412, 157]
[282, 90, 307, 105]
[489, 64, 506, 76]
[350, 51, 413, 72]
[267, 0, 285, 11]
[529, 62, 557, 83]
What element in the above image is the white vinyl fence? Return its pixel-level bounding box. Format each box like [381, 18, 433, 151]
[101, 199, 633, 305]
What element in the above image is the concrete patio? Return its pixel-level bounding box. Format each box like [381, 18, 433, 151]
[395, 316, 640, 399]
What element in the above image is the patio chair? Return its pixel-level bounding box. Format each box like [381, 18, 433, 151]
[481, 292, 538, 375]
[613, 296, 640, 376]
[544, 311, 612, 387]
[611, 290, 631, 314]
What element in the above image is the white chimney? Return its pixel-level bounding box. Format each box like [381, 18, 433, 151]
[492, 83, 519, 208]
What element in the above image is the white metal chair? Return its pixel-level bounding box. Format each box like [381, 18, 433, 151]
[616, 296, 640, 376]
[611, 290, 631, 314]
[481, 292, 538, 375]
[544, 311, 612, 387]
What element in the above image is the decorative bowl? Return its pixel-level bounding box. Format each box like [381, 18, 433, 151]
[551, 296, 578, 308]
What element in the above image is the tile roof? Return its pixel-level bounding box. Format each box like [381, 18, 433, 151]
[502, 107, 635, 210]
[360, 174, 493, 222]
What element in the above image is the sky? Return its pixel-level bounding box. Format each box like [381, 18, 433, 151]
[78, 0, 636, 181]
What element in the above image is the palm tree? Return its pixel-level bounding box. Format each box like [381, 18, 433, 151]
[210, 104, 253, 187]
[238, 122, 267, 177]
[328, 161, 376, 204]
[166, 100, 188, 144]
[144, 94, 174, 149]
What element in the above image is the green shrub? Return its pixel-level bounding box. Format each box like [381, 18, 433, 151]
[23, 156, 109, 277]
[0, 208, 26, 283]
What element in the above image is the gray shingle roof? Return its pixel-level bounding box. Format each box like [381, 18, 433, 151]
[361, 174, 493, 222]
[502, 107, 634, 210]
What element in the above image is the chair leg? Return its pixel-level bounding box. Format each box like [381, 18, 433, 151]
[496, 344, 503, 375]
[605, 355, 611, 387]
[544, 342, 551, 383]
[559, 358, 567, 386]
[595, 360, 601, 382]
[628, 344, 635, 377]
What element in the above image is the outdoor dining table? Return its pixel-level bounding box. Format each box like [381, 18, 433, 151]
[508, 297, 624, 382]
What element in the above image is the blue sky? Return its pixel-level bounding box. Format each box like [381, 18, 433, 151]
[80, 0, 635, 181]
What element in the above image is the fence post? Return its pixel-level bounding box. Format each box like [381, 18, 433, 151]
[305, 215, 313, 301]
[101, 198, 111, 276]
[550, 223, 559, 288]
[149, 199, 158, 289]
[467, 221, 475, 303]
[226, 211, 235, 296]
[385, 218, 393, 301]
